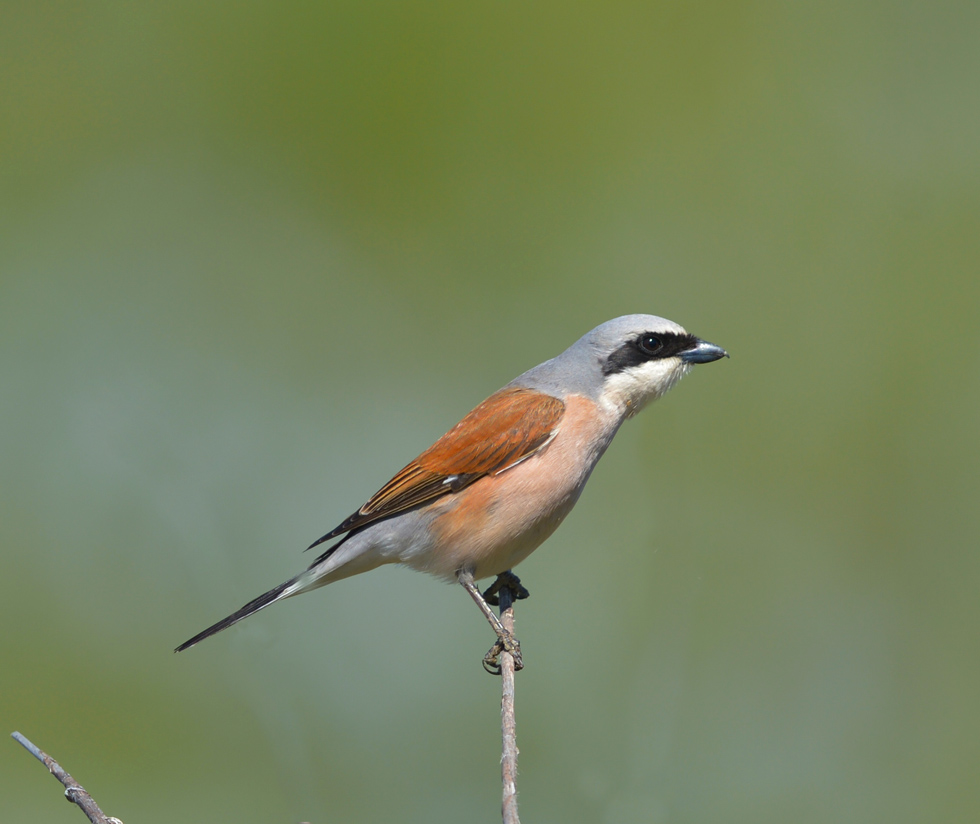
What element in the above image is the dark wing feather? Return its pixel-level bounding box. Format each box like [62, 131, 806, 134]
[308, 386, 564, 550]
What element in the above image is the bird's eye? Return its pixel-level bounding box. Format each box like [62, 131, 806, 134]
[638, 334, 663, 354]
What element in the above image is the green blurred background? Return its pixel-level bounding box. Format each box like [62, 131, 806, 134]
[3, 3, 978, 822]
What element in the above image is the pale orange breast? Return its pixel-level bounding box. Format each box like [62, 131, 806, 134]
[414, 393, 622, 580]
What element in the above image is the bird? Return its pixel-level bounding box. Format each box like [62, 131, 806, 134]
[176, 314, 727, 671]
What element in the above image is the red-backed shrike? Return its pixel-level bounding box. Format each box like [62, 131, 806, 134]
[177, 315, 727, 669]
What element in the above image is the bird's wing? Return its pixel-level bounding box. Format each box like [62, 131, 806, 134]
[308, 386, 565, 550]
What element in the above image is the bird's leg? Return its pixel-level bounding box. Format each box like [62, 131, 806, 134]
[482, 570, 530, 606]
[458, 570, 524, 674]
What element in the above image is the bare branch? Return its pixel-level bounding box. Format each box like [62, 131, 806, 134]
[11, 732, 122, 824]
[13, 583, 529, 824]
[497, 586, 520, 824]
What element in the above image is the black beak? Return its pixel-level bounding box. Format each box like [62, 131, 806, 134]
[680, 339, 729, 364]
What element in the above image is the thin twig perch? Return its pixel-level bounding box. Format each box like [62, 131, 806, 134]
[13, 593, 525, 824]
[11, 732, 122, 824]
[497, 585, 520, 824]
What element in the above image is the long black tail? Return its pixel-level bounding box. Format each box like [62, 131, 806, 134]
[175, 578, 295, 652]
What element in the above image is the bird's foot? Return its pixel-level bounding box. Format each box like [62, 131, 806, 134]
[482, 571, 530, 606]
[482, 630, 524, 675]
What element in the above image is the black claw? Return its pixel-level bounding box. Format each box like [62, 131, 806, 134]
[483, 572, 530, 606]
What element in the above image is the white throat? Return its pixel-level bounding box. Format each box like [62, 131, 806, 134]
[597, 358, 692, 418]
